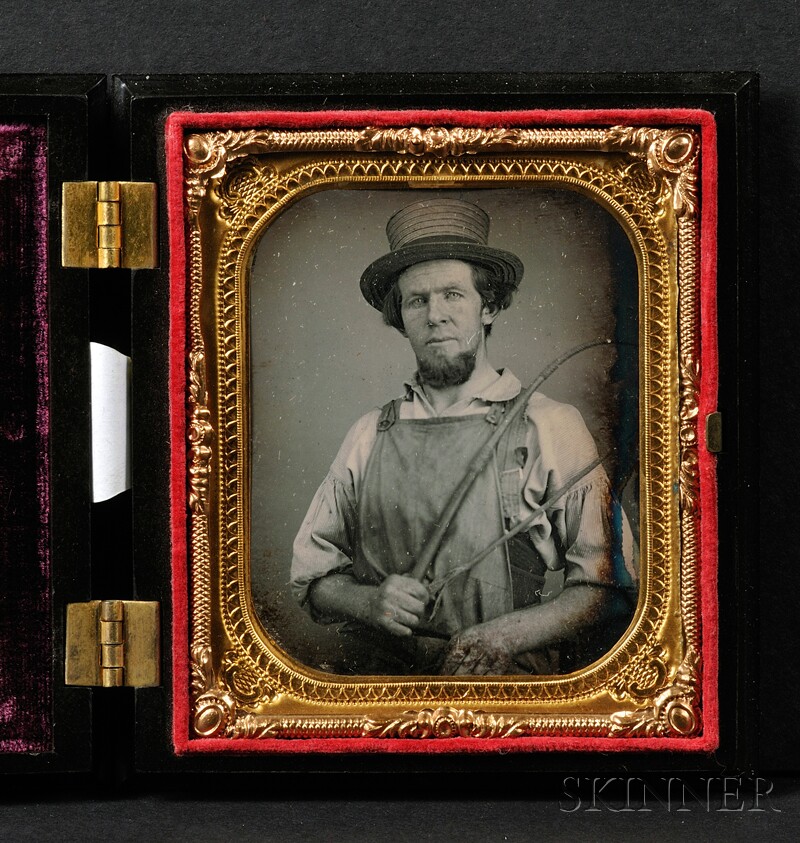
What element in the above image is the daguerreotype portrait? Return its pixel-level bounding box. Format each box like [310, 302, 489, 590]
[175, 115, 716, 748]
[251, 190, 639, 678]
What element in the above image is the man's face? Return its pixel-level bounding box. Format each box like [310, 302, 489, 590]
[397, 259, 493, 387]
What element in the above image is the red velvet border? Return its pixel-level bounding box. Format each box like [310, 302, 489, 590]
[165, 107, 719, 756]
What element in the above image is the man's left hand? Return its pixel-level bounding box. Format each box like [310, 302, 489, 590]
[440, 624, 514, 675]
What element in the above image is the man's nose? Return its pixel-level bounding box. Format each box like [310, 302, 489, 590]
[426, 296, 449, 323]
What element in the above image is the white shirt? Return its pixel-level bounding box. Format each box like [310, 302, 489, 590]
[290, 368, 639, 611]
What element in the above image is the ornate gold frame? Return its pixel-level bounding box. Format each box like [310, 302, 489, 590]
[182, 124, 704, 743]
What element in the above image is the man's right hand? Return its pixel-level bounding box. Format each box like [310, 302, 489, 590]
[366, 574, 430, 637]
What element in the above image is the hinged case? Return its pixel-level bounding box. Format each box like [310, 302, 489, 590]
[0, 73, 758, 779]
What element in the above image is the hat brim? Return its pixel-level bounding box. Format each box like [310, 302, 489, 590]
[360, 241, 524, 311]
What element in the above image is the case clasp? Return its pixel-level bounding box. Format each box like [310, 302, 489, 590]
[706, 411, 722, 453]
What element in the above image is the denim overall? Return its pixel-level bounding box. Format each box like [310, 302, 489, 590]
[339, 397, 549, 675]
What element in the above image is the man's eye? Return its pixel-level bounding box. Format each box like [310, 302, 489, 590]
[445, 291, 463, 299]
[407, 297, 425, 308]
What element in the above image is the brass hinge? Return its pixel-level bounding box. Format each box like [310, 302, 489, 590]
[65, 600, 160, 687]
[61, 181, 158, 269]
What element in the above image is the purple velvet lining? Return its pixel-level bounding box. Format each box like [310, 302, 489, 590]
[0, 121, 52, 753]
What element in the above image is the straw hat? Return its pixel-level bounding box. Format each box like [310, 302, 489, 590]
[360, 198, 523, 310]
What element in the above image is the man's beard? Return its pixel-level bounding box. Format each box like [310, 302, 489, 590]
[416, 348, 477, 388]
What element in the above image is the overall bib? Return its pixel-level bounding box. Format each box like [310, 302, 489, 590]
[338, 398, 550, 675]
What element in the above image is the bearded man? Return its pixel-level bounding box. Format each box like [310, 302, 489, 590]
[290, 198, 638, 676]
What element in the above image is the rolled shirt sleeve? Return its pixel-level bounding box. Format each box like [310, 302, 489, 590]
[289, 470, 358, 608]
[521, 394, 639, 592]
[290, 410, 379, 610]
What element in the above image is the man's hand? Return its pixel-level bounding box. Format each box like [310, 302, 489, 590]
[438, 585, 624, 675]
[306, 572, 430, 636]
[366, 574, 430, 637]
[440, 623, 514, 675]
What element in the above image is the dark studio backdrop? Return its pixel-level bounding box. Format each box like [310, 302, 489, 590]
[0, 0, 798, 837]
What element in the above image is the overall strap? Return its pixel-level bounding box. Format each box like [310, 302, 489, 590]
[484, 401, 505, 426]
[496, 399, 529, 475]
[490, 395, 548, 608]
[478, 398, 524, 524]
[377, 396, 510, 431]
[376, 397, 403, 432]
